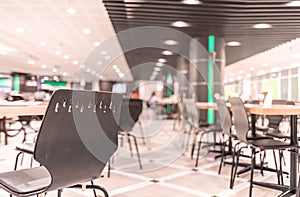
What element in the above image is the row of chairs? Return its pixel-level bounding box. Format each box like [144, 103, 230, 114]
[181, 97, 298, 196]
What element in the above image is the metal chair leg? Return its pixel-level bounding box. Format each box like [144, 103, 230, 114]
[249, 149, 255, 197]
[129, 133, 142, 170]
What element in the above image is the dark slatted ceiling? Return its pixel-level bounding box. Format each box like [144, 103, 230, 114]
[103, 0, 300, 80]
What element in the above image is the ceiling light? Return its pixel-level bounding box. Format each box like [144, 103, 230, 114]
[52, 68, 58, 73]
[0, 51, 7, 55]
[73, 60, 79, 65]
[39, 41, 47, 46]
[180, 69, 188, 74]
[237, 76, 242, 80]
[164, 40, 178, 46]
[55, 50, 62, 56]
[263, 63, 268, 67]
[182, 0, 201, 5]
[104, 55, 111, 60]
[101, 51, 108, 55]
[83, 28, 91, 34]
[16, 28, 24, 33]
[80, 64, 86, 69]
[86, 68, 91, 72]
[252, 23, 272, 29]
[112, 65, 118, 69]
[63, 54, 69, 59]
[93, 42, 100, 47]
[154, 67, 161, 71]
[119, 73, 125, 78]
[27, 60, 35, 65]
[227, 41, 241, 47]
[63, 72, 67, 76]
[246, 74, 252, 78]
[158, 58, 166, 63]
[250, 67, 255, 71]
[280, 58, 286, 62]
[66, 8, 76, 14]
[271, 67, 280, 73]
[286, 1, 300, 6]
[156, 62, 164, 67]
[43, 76, 49, 80]
[171, 21, 190, 27]
[162, 50, 173, 55]
[97, 61, 102, 65]
[153, 71, 158, 75]
[115, 68, 121, 73]
[257, 70, 265, 76]
[239, 70, 244, 74]
[91, 71, 96, 75]
[41, 64, 47, 69]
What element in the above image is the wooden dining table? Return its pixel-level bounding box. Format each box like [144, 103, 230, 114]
[0, 101, 48, 145]
[197, 102, 300, 196]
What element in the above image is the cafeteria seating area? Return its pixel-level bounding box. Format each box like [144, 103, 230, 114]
[2, 0, 300, 197]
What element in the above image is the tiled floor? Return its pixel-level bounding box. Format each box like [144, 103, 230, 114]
[0, 117, 296, 197]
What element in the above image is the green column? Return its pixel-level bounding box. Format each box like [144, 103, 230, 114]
[207, 35, 214, 124]
[13, 75, 20, 92]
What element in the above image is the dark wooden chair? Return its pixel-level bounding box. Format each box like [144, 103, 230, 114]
[0, 89, 122, 197]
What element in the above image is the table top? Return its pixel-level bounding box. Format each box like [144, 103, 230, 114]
[196, 102, 300, 115]
[0, 102, 48, 117]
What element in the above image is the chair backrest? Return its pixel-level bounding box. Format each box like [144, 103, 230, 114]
[229, 97, 249, 143]
[184, 99, 199, 128]
[34, 89, 122, 191]
[266, 100, 287, 130]
[216, 99, 232, 136]
[119, 98, 143, 131]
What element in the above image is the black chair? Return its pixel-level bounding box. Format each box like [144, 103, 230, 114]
[118, 98, 143, 170]
[0, 89, 122, 197]
[256, 100, 287, 139]
[229, 97, 294, 197]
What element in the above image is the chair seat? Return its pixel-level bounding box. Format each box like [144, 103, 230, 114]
[248, 138, 291, 149]
[16, 142, 35, 154]
[266, 131, 290, 139]
[0, 167, 51, 196]
[247, 132, 272, 140]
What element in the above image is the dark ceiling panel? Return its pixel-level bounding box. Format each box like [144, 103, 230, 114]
[103, 0, 300, 80]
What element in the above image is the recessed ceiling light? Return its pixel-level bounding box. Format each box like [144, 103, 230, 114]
[83, 28, 91, 34]
[44, 76, 49, 80]
[115, 68, 121, 73]
[16, 28, 24, 33]
[0, 51, 7, 55]
[156, 62, 164, 67]
[41, 64, 47, 69]
[162, 50, 173, 55]
[73, 60, 79, 65]
[86, 68, 91, 73]
[119, 73, 125, 78]
[97, 61, 102, 65]
[280, 58, 286, 62]
[286, 1, 300, 6]
[39, 41, 47, 46]
[257, 70, 265, 76]
[93, 42, 100, 47]
[91, 71, 96, 75]
[112, 65, 118, 69]
[63, 72, 67, 76]
[263, 63, 268, 67]
[154, 67, 161, 71]
[104, 55, 111, 60]
[53, 68, 58, 73]
[227, 41, 241, 47]
[101, 51, 108, 55]
[66, 8, 76, 14]
[252, 23, 272, 29]
[250, 67, 255, 71]
[63, 54, 69, 59]
[126, 15, 135, 19]
[27, 60, 35, 65]
[237, 76, 242, 80]
[239, 70, 244, 74]
[271, 67, 280, 73]
[55, 50, 62, 56]
[182, 0, 201, 5]
[164, 40, 178, 46]
[171, 21, 190, 27]
[158, 58, 166, 63]
[246, 74, 252, 78]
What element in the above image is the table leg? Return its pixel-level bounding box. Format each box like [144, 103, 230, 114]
[290, 115, 298, 189]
